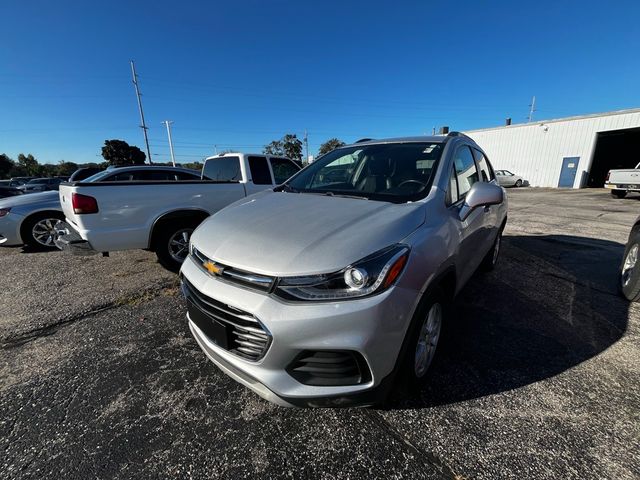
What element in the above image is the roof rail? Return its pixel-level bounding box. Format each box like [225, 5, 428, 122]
[354, 138, 374, 143]
[447, 131, 470, 138]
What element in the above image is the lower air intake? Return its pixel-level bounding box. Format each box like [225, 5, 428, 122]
[287, 350, 372, 386]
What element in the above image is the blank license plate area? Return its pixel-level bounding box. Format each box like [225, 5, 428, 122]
[188, 301, 229, 349]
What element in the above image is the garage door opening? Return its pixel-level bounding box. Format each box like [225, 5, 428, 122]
[587, 127, 640, 187]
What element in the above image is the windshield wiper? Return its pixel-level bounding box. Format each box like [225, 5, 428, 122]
[276, 182, 300, 193]
[321, 191, 369, 200]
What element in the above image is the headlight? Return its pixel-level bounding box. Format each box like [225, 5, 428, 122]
[0, 208, 10, 218]
[275, 244, 410, 301]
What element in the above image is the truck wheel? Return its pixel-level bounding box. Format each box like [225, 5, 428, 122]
[21, 211, 65, 249]
[393, 287, 448, 397]
[621, 229, 640, 302]
[154, 223, 196, 272]
[611, 189, 627, 198]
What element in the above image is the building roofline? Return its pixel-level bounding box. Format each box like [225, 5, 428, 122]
[465, 107, 640, 134]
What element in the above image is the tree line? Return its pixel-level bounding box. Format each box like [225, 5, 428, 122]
[263, 134, 346, 161]
[0, 136, 349, 180]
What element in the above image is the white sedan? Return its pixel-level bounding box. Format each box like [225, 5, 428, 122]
[495, 169, 524, 187]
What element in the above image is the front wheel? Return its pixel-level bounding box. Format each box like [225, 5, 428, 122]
[154, 224, 195, 272]
[611, 189, 627, 198]
[515, 179, 523, 187]
[393, 288, 447, 397]
[621, 230, 640, 302]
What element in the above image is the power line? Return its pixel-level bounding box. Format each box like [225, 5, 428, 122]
[130, 60, 153, 164]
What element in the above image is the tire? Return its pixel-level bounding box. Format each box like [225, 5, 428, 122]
[611, 189, 627, 198]
[480, 229, 502, 272]
[393, 288, 448, 396]
[620, 229, 640, 302]
[21, 211, 65, 249]
[154, 221, 197, 272]
[515, 179, 523, 187]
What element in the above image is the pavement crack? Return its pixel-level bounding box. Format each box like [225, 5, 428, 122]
[363, 409, 457, 479]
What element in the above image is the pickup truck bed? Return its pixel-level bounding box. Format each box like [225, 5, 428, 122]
[59, 180, 246, 252]
[56, 154, 301, 270]
[605, 163, 640, 198]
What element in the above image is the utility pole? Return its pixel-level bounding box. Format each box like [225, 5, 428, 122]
[130, 60, 153, 164]
[528, 95, 536, 123]
[162, 120, 176, 167]
[303, 129, 309, 164]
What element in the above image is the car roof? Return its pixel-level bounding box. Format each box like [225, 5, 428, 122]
[343, 134, 477, 148]
[104, 165, 199, 174]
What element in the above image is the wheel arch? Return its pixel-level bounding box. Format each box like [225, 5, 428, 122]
[147, 208, 210, 250]
[19, 209, 65, 242]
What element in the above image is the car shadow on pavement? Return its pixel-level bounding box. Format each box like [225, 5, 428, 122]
[398, 234, 629, 408]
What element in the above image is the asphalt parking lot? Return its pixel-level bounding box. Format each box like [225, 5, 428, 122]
[1, 188, 638, 479]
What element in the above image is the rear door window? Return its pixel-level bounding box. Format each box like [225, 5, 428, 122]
[248, 156, 273, 185]
[202, 156, 242, 181]
[452, 146, 479, 198]
[269, 158, 300, 184]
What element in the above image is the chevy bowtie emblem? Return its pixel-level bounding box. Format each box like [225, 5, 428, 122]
[203, 260, 223, 275]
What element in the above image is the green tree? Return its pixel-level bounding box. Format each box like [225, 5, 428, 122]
[0, 154, 14, 179]
[57, 161, 79, 177]
[263, 140, 284, 156]
[318, 138, 346, 156]
[263, 134, 303, 161]
[101, 139, 146, 167]
[17, 153, 40, 176]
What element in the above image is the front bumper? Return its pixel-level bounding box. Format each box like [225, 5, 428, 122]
[54, 221, 99, 256]
[0, 212, 25, 246]
[180, 254, 418, 407]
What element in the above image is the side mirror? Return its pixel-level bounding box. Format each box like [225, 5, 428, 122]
[459, 182, 504, 221]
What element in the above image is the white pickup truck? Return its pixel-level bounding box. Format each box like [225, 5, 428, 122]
[605, 162, 640, 198]
[56, 153, 301, 270]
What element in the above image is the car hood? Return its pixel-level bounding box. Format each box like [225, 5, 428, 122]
[191, 191, 426, 276]
[0, 191, 59, 208]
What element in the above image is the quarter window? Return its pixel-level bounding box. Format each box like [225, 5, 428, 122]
[248, 156, 273, 185]
[452, 146, 479, 199]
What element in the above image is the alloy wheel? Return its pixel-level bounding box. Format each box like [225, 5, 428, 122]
[168, 228, 193, 263]
[414, 302, 442, 378]
[493, 235, 501, 265]
[32, 218, 61, 247]
[622, 243, 638, 288]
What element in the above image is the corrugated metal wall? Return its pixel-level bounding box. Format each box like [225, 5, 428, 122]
[465, 109, 640, 188]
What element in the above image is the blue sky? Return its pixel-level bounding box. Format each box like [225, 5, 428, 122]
[1, 0, 639, 165]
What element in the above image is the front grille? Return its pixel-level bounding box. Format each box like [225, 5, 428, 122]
[191, 247, 275, 292]
[287, 350, 372, 386]
[182, 278, 271, 361]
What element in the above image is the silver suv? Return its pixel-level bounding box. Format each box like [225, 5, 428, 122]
[180, 133, 508, 407]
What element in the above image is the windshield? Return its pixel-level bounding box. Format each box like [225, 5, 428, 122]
[283, 142, 444, 202]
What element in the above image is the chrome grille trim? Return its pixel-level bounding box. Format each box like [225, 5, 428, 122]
[191, 247, 275, 292]
[182, 278, 272, 362]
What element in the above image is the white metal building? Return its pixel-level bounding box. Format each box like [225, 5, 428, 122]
[465, 108, 640, 188]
